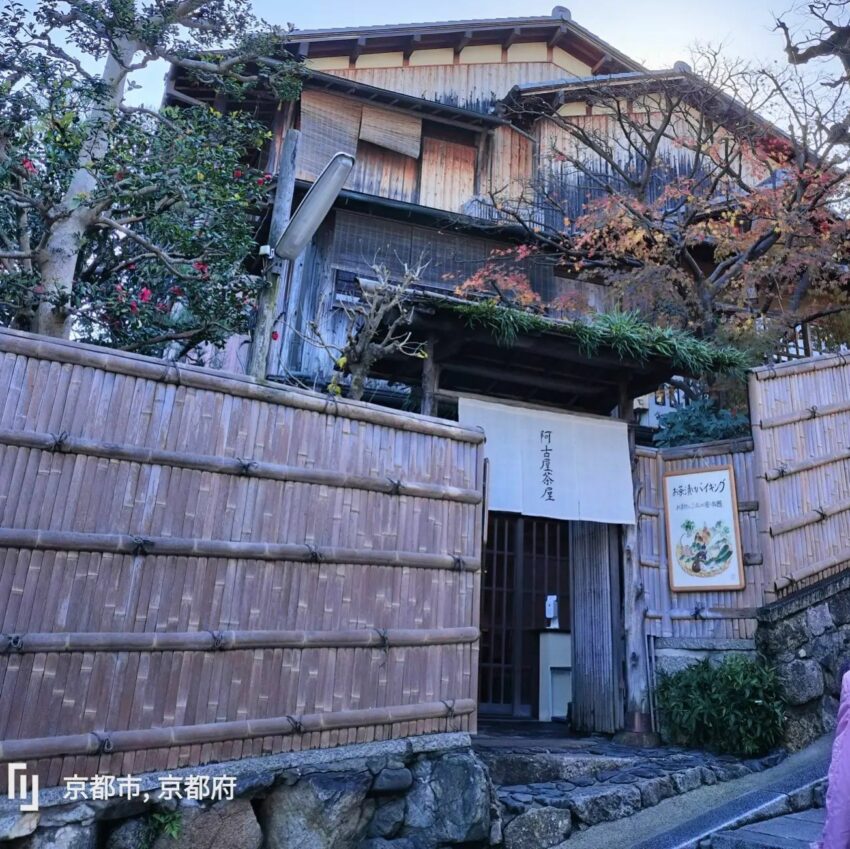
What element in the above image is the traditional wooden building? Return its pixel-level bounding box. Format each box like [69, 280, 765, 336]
[166, 7, 767, 734]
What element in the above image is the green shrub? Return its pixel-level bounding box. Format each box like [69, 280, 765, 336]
[655, 656, 785, 756]
[653, 399, 751, 447]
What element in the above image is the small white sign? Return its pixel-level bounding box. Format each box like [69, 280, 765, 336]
[663, 465, 745, 592]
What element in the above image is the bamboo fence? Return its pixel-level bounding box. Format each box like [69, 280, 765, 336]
[0, 328, 485, 787]
[637, 352, 850, 635]
[635, 438, 762, 640]
[749, 353, 850, 599]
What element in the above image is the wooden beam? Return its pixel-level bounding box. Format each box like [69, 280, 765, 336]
[548, 23, 568, 47]
[454, 30, 472, 55]
[592, 53, 612, 75]
[404, 33, 422, 59]
[445, 362, 604, 395]
[351, 36, 367, 62]
[621, 388, 653, 736]
[164, 78, 207, 108]
[503, 27, 521, 49]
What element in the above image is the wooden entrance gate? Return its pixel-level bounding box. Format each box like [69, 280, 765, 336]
[479, 512, 570, 717]
[569, 521, 624, 733]
[479, 513, 624, 731]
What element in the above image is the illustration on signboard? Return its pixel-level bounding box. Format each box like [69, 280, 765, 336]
[675, 518, 734, 578]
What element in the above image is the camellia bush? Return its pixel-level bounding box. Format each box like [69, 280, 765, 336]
[0, 0, 301, 358]
[655, 656, 785, 756]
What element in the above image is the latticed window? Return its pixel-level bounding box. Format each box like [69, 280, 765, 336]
[330, 210, 558, 296]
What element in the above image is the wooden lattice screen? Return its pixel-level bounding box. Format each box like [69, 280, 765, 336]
[0, 328, 485, 787]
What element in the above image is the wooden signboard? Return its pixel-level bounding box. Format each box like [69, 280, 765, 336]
[662, 465, 745, 592]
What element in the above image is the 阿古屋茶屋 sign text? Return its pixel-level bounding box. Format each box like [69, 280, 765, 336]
[457, 397, 635, 526]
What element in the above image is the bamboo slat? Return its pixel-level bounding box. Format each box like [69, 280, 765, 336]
[0, 429, 482, 504]
[0, 698, 477, 761]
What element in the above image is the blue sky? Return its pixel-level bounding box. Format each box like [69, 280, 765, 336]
[128, 0, 798, 105]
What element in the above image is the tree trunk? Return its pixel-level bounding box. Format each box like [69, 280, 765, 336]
[348, 368, 367, 401]
[34, 41, 137, 337]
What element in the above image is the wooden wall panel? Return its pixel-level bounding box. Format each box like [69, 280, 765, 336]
[489, 125, 534, 202]
[0, 328, 485, 785]
[419, 137, 476, 212]
[347, 143, 419, 204]
[328, 63, 575, 113]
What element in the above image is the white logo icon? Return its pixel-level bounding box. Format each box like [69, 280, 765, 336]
[7, 763, 39, 812]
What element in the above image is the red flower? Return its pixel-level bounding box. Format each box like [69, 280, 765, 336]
[193, 261, 209, 277]
[21, 158, 36, 175]
[129, 301, 139, 314]
[140, 287, 152, 302]
[233, 168, 243, 179]
[126, 263, 136, 271]
[271, 330, 280, 341]
[169, 285, 184, 296]
[256, 177, 265, 186]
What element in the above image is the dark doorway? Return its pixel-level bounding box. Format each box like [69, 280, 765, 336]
[478, 512, 570, 718]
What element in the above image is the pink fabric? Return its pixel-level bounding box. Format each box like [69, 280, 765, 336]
[816, 671, 850, 849]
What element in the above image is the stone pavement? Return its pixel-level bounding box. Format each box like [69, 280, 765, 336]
[471, 722, 837, 848]
[474, 728, 786, 846]
[712, 808, 826, 848]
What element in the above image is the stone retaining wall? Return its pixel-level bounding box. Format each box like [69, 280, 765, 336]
[756, 571, 850, 750]
[0, 734, 497, 849]
[653, 638, 757, 678]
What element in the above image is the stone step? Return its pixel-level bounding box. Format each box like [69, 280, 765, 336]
[712, 809, 826, 849]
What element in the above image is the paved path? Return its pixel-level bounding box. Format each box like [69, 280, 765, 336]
[712, 809, 826, 848]
[559, 734, 832, 849]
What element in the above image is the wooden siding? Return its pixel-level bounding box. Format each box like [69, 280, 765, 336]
[489, 125, 534, 203]
[533, 110, 772, 222]
[326, 62, 587, 114]
[750, 354, 850, 598]
[347, 142, 419, 204]
[0, 328, 484, 786]
[419, 137, 476, 212]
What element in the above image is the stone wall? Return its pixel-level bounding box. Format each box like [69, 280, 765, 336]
[0, 734, 497, 849]
[756, 571, 850, 750]
[652, 638, 757, 678]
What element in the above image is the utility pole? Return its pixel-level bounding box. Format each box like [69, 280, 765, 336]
[248, 128, 300, 380]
